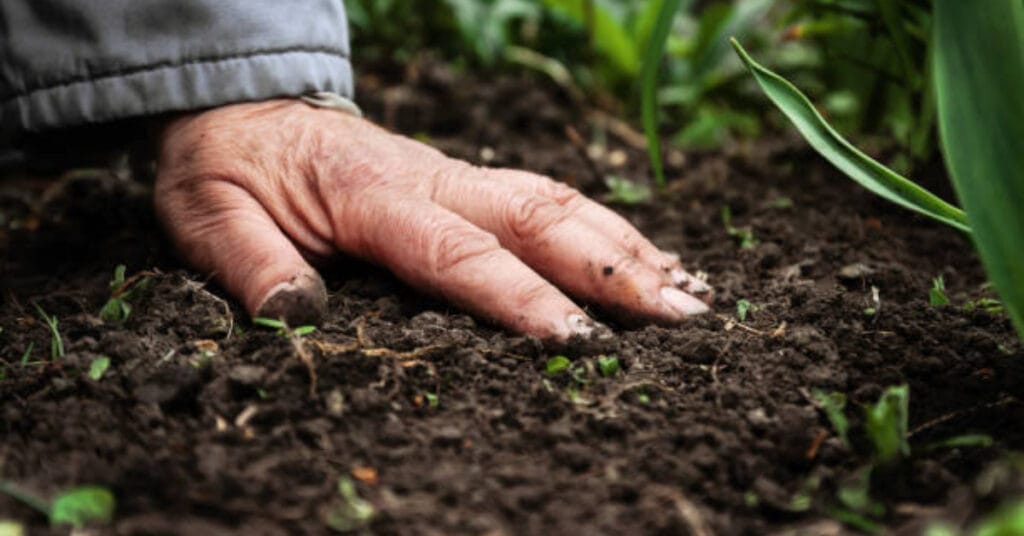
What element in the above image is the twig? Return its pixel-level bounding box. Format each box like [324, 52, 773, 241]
[908, 395, 1019, 438]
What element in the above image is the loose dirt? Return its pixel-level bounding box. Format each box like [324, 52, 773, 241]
[2, 62, 1022, 535]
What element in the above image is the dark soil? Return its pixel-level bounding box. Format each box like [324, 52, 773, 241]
[2, 61, 1023, 535]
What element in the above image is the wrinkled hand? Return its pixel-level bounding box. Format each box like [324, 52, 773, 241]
[154, 99, 711, 340]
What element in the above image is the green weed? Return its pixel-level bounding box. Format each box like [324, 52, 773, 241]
[930, 276, 950, 307]
[33, 305, 64, 360]
[99, 265, 152, 324]
[722, 207, 758, 249]
[735, 299, 755, 322]
[0, 481, 114, 528]
[604, 175, 652, 205]
[597, 355, 620, 377]
[325, 477, 375, 532]
[87, 356, 111, 381]
[253, 317, 317, 338]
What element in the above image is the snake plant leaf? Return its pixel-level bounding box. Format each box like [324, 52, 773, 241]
[730, 39, 970, 233]
[933, 0, 1024, 339]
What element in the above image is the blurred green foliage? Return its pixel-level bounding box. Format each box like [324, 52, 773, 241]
[344, 0, 940, 162]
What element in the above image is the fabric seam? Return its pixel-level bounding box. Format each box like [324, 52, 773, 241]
[1, 46, 350, 102]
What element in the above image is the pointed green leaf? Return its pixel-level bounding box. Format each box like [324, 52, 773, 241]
[640, 0, 684, 187]
[50, 486, 115, 527]
[933, 1, 1024, 339]
[731, 39, 970, 233]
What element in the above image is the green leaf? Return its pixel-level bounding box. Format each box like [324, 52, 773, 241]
[639, 0, 684, 187]
[736, 299, 753, 322]
[545, 355, 571, 375]
[597, 355, 620, 377]
[49, 486, 115, 527]
[542, 0, 639, 76]
[326, 477, 375, 532]
[293, 325, 317, 337]
[864, 384, 910, 464]
[730, 39, 971, 233]
[253, 317, 286, 330]
[929, 276, 950, 307]
[424, 392, 440, 408]
[927, 434, 994, 451]
[88, 356, 110, 381]
[110, 264, 126, 289]
[837, 466, 884, 517]
[933, 0, 1024, 340]
[813, 390, 850, 446]
[604, 175, 652, 205]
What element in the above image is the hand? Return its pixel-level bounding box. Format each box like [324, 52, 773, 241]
[154, 99, 711, 341]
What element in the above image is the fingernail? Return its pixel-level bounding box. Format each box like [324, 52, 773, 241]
[565, 314, 614, 340]
[671, 268, 712, 296]
[566, 314, 595, 336]
[660, 286, 710, 316]
[256, 273, 328, 326]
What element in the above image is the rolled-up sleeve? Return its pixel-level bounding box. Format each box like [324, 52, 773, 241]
[0, 0, 354, 135]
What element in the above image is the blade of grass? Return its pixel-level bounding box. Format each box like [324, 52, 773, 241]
[933, 0, 1024, 339]
[730, 39, 970, 233]
[640, 0, 684, 187]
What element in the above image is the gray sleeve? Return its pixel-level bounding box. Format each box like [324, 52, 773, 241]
[0, 0, 353, 135]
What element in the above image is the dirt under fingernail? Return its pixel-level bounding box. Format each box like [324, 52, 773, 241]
[256, 273, 328, 325]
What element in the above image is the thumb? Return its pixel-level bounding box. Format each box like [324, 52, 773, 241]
[155, 177, 327, 325]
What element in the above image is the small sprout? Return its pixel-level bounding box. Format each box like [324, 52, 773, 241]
[87, 357, 111, 381]
[722, 206, 759, 249]
[744, 491, 759, 508]
[604, 175, 652, 205]
[253, 317, 316, 338]
[49, 486, 116, 528]
[769, 197, 794, 209]
[424, 392, 440, 408]
[545, 355, 571, 375]
[863, 308, 877, 317]
[636, 390, 651, 404]
[33, 305, 64, 360]
[926, 434, 994, 451]
[20, 343, 34, 366]
[325, 477, 375, 532]
[813, 390, 850, 447]
[257, 388, 269, 400]
[964, 297, 1004, 315]
[836, 466, 884, 517]
[0, 482, 114, 529]
[929, 276, 950, 307]
[736, 299, 756, 322]
[597, 355, 620, 377]
[99, 265, 152, 324]
[864, 385, 910, 464]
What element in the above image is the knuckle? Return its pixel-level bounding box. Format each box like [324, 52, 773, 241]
[504, 193, 573, 241]
[429, 223, 502, 277]
[508, 279, 554, 311]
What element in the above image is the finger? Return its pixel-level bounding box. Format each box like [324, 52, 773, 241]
[477, 168, 713, 302]
[429, 169, 709, 322]
[331, 194, 596, 340]
[155, 177, 328, 325]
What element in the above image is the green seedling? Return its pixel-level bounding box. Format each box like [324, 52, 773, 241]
[424, 392, 440, 408]
[0, 482, 114, 528]
[813, 390, 850, 447]
[325, 477, 375, 532]
[252, 317, 316, 338]
[736, 299, 756, 322]
[597, 355, 620, 377]
[722, 207, 758, 249]
[930, 276, 950, 307]
[33, 305, 64, 360]
[87, 356, 111, 381]
[19, 343, 33, 366]
[964, 297, 1004, 316]
[545, 355, 571, 375]
[769, 197, 794, 209]
[865, 384, 910, 464]
[99, 265, 152, 324]
[604, 175, 652, 205]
